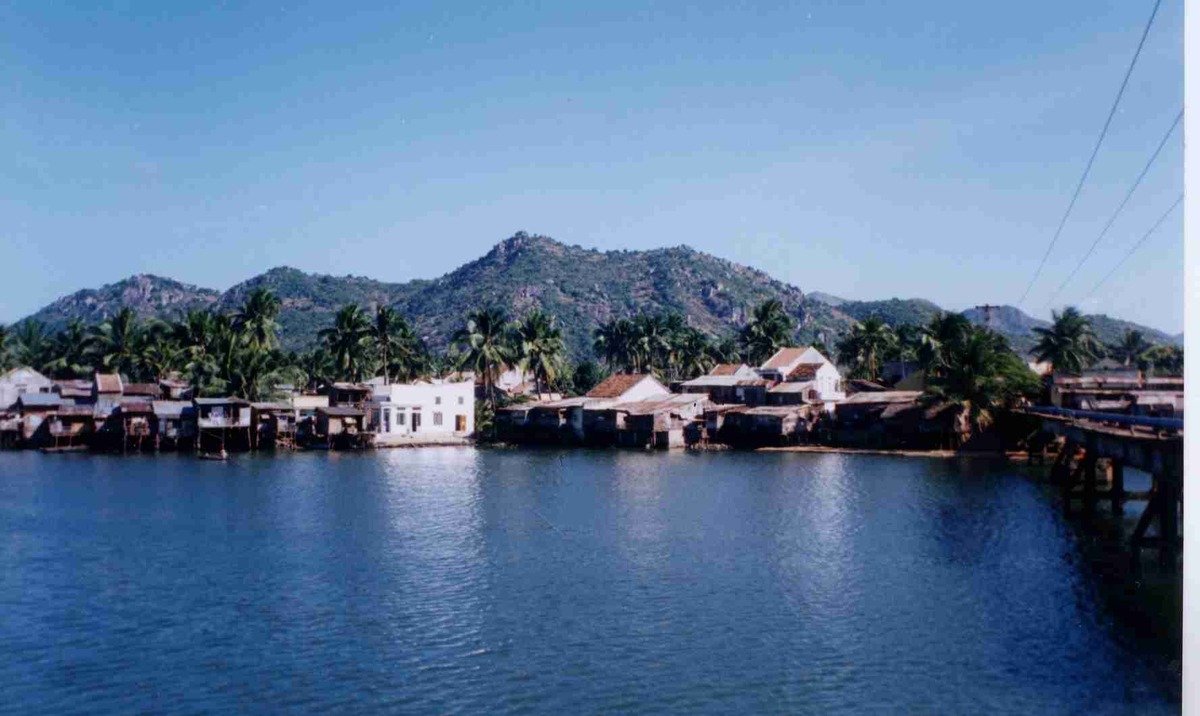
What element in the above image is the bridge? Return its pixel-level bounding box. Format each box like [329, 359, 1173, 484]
[1026, 407, 1183, 567]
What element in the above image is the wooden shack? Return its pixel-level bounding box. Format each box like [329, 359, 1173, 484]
[252, 402, 296, 449]
[194, 397, 252, 452]
[314, 406, 366, 449]
[152, 400, 196, 451]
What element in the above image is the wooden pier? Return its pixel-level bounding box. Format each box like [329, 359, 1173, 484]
[1031, 408, 1183, 568]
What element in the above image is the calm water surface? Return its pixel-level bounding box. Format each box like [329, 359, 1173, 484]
[0, 449, 1180, 714]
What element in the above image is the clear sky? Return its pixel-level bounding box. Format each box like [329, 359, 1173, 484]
[0, 1, 1184, 332]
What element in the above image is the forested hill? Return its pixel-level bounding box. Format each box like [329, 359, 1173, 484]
[18, 233, 1181, 360]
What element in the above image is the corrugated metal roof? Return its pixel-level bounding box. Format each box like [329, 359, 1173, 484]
[317, 406, 364, 417]
[18, 393, 63, 407]
[606, 394, 708, 415]
[194, 397, 250, 406]
[840, 391, 923, 405]
[94, 373, 123, 393]
[768, 381, 816, 394]
[152, 400, 194, 417]
[123, 383, 162, 397]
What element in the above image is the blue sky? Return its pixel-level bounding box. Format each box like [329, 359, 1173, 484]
[0, 1, 1183, 332]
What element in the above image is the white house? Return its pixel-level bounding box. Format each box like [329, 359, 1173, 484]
[369, 378, 475, 438]
[758, 347, 845, 403]
[0, 367, 52, 411]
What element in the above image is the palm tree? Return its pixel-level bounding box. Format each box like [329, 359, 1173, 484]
[370, 306, 426, 384]
[45, 319, 92, 378]
[1032, 307, 1099, 375]
[0, 323, 11, 372]
[11, 320, 54, 371]
[142, 331, 185, 381]
[675, 327, 716, 380]
[318, 305, 373, 382]
[514, 309, 566, 396]
[1109, 329, 1152, 370]
[86, 309, 146, 379]
[926, 328, 1039, 440]
[594, 317, 640, 373]
[739, 299, 795, 365]
[233, 288, 282, 352]
[453, 307, 515, 418]
[917, 312, 974, 377]
[631, 314, 674, 376]
[571, 360, 609, 395]
[1144, 344, 1183, 376]
[836, 316, 897, 382]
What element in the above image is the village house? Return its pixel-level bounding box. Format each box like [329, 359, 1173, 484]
[43, 406, 95, 450]
[0, 367, 52, 410]
[1049, 370, 1184, 417]
[314, 406, 367, 449]
[593, 393, 709, 449]
[328, 383, 372, 410]
[507, 374, 671, 444]
[757, 347, 845, 404]
[52, 379, 94, 405]
[152, 400, 196, 450]
[194, 397, 252, 451]
[251, 402, 295, 449]
[15, 393, 64, 446]
[678, 364, 772, 405]
[367, 378, 475, 444]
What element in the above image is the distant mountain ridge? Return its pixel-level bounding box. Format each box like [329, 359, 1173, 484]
[18, 233, 1181, 359]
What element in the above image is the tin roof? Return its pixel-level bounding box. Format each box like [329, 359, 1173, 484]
[768, 380, 817, 393]
[194, 397, 250, 406]
[18, 393, 63, 407]
[123, 383, 162, 397]
[317, 406, 364, 417]
[251, 402, 289, 411]
[94, 373, 123, 393]
[606, 394, 708, 415]
[118, 399, 154, 413]
[840, 391, 923, 405]
[152, 400, 194, 418]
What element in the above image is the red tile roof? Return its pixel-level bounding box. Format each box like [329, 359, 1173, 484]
[709, 363, 746, 376]
[761, 347, 812, 370]
[787, 364, 820, 380]
[586, 374, 650, 399]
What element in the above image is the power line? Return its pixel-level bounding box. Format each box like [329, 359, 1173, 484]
[1015, 0, 1163, 307]
[1077, 193, 1182, 303]
[1041, 108, 1182, 307]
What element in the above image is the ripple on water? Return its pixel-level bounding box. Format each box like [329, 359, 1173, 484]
[0, 449, 1180, 714]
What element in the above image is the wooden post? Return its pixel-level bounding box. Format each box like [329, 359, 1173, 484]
[1082, 437, 1097, 517]
[1159, 452, 1182, 567]
[1110, 460, 1125, 516]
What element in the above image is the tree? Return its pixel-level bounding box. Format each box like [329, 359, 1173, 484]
[233, 288, 282, 352]
[1108, 329, 1152, 370]
[571, 360, 609, 395]
[739, 299, 795, 365]
[318, 305, 373, 382]
[836, 316, 897, 382]
[45, 320, 92, 378]
[917, 312, 974, 378]
[675, 327, 716, 380]
[1144, 344, 1183, 376]
[926, 327, 1040, 439]
[1032, 307, 1100, 375]
[594, 317, 641, 373]
[86, 309, 146, 379]
[514, 309, 566, 396]
[371, 306, 426, 384]
[11, 320, 54, 372]
[0, 324, 10, 372]
[453, 307, 515, 420]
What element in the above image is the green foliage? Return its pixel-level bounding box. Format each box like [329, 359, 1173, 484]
[570, 360, 608, 395]
[1032, 307, 1101, 375]
[739, 299, 796, 365]
[594, 311, 723, 381]
[835, 316, 897, 381]
[512, 309, 566, 394]
[926, 328, 1040, 436]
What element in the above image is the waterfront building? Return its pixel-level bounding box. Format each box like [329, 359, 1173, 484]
[588, 393, 710, 448]
[0, 367, 52, 411]
[194, 397, 252, 451]
[367, 378, 475, 441]
[757, 347, 845, 403]
[152, 400, 196, 450]
[52, 379, 93, 405]
[678, 364, 772, 405]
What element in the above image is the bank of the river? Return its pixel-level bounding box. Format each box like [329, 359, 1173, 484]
[758, 445, 1033, 460]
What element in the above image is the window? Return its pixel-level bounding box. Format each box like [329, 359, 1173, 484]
[397, 411, 407, 426]
[435, 396, 442, 405]
[433, 412, 443, 426]
[458, 396, 464, 405]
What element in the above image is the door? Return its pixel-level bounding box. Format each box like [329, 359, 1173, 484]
[455, 414, 467, 432]
[412, 411, 421, 433]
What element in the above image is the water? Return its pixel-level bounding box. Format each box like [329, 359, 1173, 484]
[0, 449, 1180, 714]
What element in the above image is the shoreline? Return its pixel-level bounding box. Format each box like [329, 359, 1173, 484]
[756, 445, 1033, 460]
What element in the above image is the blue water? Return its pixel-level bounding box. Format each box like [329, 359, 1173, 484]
[0, 449, 1179, 714]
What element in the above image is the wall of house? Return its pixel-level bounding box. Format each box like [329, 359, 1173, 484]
[815, 363, 845, 401]
[618, 379, 671, 403]
[373, 381, 475, 436]
[0, 369, 52, 411]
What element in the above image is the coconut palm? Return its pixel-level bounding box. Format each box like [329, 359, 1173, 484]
[675, 327, 717, 380]
[10, 320, 54, 372]
[514, 309, 566, 395]
[371, 306, 427, 384]
[318, 305, 373, 382]
[926, 328, 1039, 439]
[1031, 307, 1099, 375]
[1144, 344, 1183, 376]
[85, 309, 146, 379]
[453, 307, 516, 418]
[594, 318, 637, 373]
[233, 287, 282, 352]
[142, 331, 185, 381]
[631, 314, 674, 376]
[836, 316, 897, 382]
[1108, 329, 1152, 370]
[45, 319, 93, 378]
[739, 299, 795, 365]
[917, 312, 974, 377]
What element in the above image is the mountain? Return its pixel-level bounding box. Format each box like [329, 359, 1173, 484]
[16, 234, 1182, 361]
[23, 274, 220, 329]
